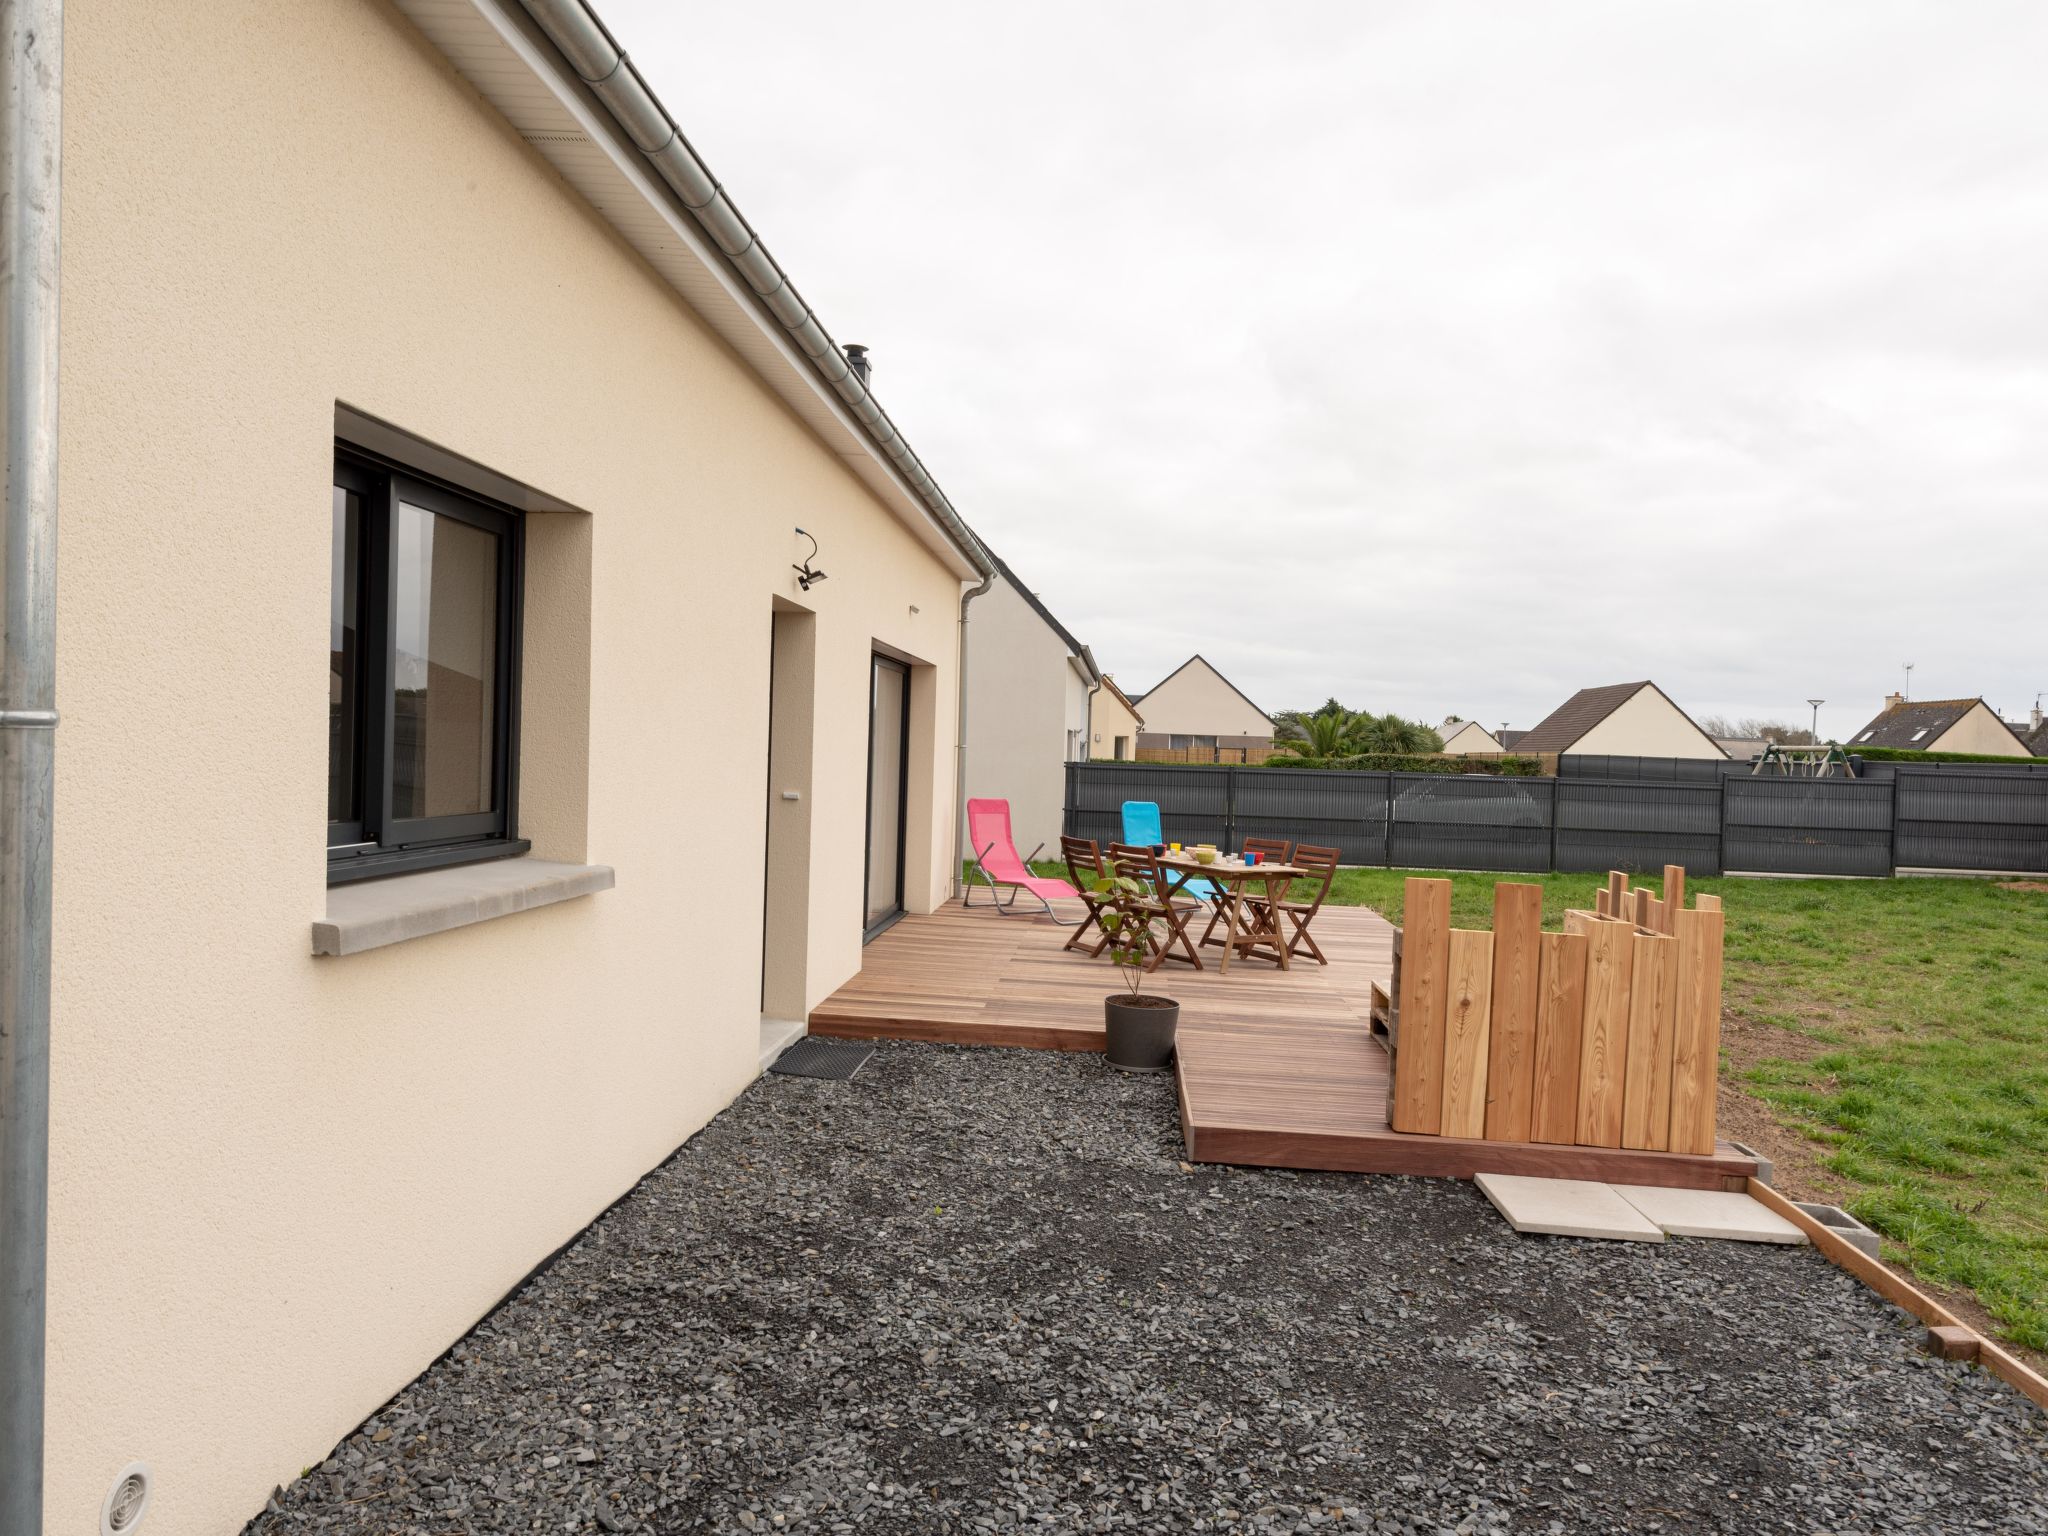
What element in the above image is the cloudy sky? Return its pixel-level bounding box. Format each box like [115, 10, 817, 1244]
[606, 0, 2048, 741]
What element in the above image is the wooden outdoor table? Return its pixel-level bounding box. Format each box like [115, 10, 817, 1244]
[1157, 853, 1303, 973]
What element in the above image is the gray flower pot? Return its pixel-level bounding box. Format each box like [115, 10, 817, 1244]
[1104, 994, 1179, 1072]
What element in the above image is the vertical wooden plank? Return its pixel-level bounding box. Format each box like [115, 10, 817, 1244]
[1644, 895, 1664, 934]
[1669, 906, 1726, 1155]
[1391, 878, 1452, 1134]
[1696, 892, 1722, 913]
[1663, 865, 1686, 928]
[1530, 930, 1589, 1144]
[1439, 929, 1494, 1138]
[1595, 887, 1611, 918]
[1483, 883, 1543, 1141]
[1608, 870, 1627, 913]
[1621, 932, 1679, 1150]
[1633, 887, 1652, 930]
[1574, 918, 1635, 1147]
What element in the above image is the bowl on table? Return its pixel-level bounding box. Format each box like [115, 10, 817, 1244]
[1194, 847, 1218, 865]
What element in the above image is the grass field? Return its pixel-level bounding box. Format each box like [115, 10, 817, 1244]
[1320, 869, 2048, 1351]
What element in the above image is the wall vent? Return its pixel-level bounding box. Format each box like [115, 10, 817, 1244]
[102, 1463, 152, 1536]
[523, 130, 590, 145]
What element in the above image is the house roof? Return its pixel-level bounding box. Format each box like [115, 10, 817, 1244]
[2022, 720, 2048, 757]
[988, 551, 1099, 685]
[1514, 681, 1727, 756]
[1849, 697, 2028, 751]
[1128, 654, 1274, 725]
[1096, 674, 1145, 726]
[1497, 729, 1529, 750]
[391, 0, 991, 582]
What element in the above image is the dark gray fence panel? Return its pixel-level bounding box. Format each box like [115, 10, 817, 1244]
[1722, 777, 1894, 876]
[1560, 754, 1726, 782]
[1894, 770, 2048, 872]
[1062, 763, 1231, 851]
[1554, 780, 1722, 875]
[1388, 774, 1554, 872]
[1234, 768, 1390, 865]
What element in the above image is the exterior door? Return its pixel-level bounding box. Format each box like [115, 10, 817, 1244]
[864, 655, 910, 937]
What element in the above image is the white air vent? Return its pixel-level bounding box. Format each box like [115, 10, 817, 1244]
[102, 1464, 151, 1536]
[523, 131, 589, 145]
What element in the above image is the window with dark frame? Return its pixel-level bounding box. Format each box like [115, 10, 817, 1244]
[328, 445, 525, 882]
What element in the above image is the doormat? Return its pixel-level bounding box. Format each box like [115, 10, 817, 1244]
[769, 1038, 874, 1081]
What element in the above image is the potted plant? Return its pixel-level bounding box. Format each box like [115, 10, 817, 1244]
[1089, 873, 1180, 1072]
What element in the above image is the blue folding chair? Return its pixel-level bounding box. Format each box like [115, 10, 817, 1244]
[1120, 800, 1221, 901]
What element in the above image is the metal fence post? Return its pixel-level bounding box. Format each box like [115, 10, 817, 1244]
[1547, 778, 1559, 872]
[1382, 772, 1395, 867]
[1225, 764, 1237, 853]
[1717, 774, 1730, 875]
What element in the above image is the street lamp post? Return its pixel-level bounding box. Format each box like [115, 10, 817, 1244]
[1807, 698, 1824, 745]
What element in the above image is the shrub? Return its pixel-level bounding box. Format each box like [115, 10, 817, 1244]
[1260, 753, 1546, 776]
[1847, 745, 2046, 766]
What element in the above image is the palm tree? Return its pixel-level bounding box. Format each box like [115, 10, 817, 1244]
[1274, 702, 1443, 758]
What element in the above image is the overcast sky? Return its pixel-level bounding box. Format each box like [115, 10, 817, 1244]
[605, 0, 2048, 740]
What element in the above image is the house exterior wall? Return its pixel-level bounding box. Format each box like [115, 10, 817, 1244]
[1568, 687, 1724, 758]
[48, 2, 966, 1530]
[1132, 661, 1273, 742]
[1090, 686, 1144, 759]
[963, 574, 1078, 856]
[1931, 704, 2031, 756]
[1439, 722, 1504, 755]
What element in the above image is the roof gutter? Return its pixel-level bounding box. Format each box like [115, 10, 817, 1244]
[510, 0, 992, 583]
[0, 1, 63, 1529]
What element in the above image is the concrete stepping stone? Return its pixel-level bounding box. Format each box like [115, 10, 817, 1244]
[1475, 1173, 1665, 1242]
[1615, 1184, 1808, 1244]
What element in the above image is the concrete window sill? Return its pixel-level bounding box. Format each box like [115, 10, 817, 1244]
[313, 857, 614, 957]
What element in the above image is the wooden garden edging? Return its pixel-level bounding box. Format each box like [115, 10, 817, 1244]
[1746, 1178, 2048, 1413]
[1388, 866, 1724, 1156]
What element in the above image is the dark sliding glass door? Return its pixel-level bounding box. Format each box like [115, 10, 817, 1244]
[864, 655, 910, 938]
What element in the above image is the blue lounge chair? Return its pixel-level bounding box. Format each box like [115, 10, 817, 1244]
[1120, 800, 1221, 901]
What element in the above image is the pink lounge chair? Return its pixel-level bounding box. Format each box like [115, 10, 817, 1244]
[966, 798, 1081, 922]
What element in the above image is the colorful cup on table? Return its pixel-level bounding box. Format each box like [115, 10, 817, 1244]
[1169, 842, 1181, 853]
[1245, 851, 1261, 866]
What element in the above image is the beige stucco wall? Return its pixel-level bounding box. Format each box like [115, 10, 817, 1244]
[1568, 687, 1725, 759]
[1439, 721, 1503, 755]
[1132, 659, 1273, 740]
[1090, 685, 1144, 759]
[1931, 703, 2031, 756]
[963, 574, 1082, 856]
[47, 2, 966, 1530]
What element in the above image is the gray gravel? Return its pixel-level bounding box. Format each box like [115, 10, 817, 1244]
[248, 1043, 2047, 1534]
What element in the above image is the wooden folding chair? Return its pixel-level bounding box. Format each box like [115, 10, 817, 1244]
[1059, 835, 1114, 956]
[1245, 843, 1340, 965]
[1106, 843, 1204, 972]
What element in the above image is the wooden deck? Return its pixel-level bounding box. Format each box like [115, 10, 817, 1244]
[811, 900, 1757, 1189]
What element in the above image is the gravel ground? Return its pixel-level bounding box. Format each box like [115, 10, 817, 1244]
[249, 1043, 2047, 1535]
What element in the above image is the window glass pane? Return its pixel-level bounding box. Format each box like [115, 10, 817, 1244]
[392, 501, 498, 820]
[328, 485, 361, 825]
[865, 661, 907, 929]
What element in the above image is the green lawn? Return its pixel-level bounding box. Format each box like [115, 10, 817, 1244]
[1321, 869, 2048, 1350]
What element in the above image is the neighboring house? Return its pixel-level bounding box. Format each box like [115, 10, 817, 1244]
[24, 3, 995, 1530]
[1716, 737, 1770, 761]
[964, 553, 1102, 857]
[1498, 729, 1530, 751]
[1438, 719, 1505, 755]
[2019, 707, 2048, 757]
[1515, 681, 1729, 760]
[1848, 694, 2032, 756]
[1091, 674, 1146, 761]
[1130, 655, 1276, 750]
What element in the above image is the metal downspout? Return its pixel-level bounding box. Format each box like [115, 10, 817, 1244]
[0, 0, 62, 1530]
[953, 570, 994, 898]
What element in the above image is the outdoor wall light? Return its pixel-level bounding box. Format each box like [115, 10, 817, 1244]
[792, 527, 828, 591]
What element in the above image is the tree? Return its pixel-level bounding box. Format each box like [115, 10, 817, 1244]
[1272, 701, 1444, 757]
[1699, 715, 1816, 746]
